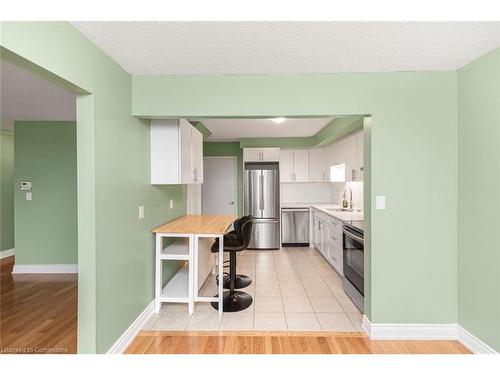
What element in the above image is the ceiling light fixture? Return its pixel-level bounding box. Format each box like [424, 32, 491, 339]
[271, 117, 286, 124]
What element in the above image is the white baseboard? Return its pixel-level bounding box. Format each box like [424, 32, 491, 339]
[12, 264, 78, 274]
[362, 315, 497, 354]
[0, 248, 15, 259]
[107, 300, 154, 354]
[457, 325, 497, 354]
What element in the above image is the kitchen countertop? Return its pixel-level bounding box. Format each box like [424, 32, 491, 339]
[281, 202, 364, 222]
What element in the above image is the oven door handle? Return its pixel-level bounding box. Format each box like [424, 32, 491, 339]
[343, 228, 364, 244]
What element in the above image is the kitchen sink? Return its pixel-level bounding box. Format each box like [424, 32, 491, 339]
[325, 208, 361, 213]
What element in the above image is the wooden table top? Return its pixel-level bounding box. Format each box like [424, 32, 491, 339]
[152, 215, 237, 235]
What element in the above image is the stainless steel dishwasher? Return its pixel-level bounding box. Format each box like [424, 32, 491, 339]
[281, 207, 310, 246]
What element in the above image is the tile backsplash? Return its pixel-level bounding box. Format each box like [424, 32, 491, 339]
[281, 182, 333, 203]
[282, 181, 364, 210]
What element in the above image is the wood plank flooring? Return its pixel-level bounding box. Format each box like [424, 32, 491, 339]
[0, 256, 77, 354]
[126, 331, 471, 354]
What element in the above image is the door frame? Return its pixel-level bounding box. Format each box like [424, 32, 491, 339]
[202, 156, 238, 216]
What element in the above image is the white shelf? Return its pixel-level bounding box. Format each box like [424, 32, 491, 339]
[160, 239, 190, 260]
[160, 265, 189, 302]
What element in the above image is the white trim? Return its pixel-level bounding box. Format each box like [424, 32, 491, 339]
[0, 248, 15, 259]
[362, 315, 497, 354]
[457, 325, 498, 354]
[12, 264, 78, 274]
[107, 300, 155, 354]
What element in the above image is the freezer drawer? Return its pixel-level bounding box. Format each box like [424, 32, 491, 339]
[249, 219, 280, 249]
[281, 208, 310, 246]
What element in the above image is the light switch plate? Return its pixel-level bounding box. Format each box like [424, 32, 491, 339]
[376, 195, 385, 209]
[169, 199, 173, 209]
[138, 205, 145, 220]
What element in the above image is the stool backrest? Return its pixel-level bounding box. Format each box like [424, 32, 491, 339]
[240, 218, 254, 249]
[234, 215, 253, 241]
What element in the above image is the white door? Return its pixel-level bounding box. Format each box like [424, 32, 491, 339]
[179, 120, 193, 183]
[293, 149, 309, 182]
[191, 128, 204, 183]
[202, 157, 237, 215]
[279, 150, 294, 182]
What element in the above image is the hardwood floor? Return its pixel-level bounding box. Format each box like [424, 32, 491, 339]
[126, 331, 471, 354]
[0, 256, 77, 354]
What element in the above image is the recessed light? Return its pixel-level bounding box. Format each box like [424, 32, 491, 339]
[271, 117, 286, 124]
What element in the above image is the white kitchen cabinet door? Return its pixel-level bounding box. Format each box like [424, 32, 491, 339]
[293, 149, 309, 182]
[308, 147, 328, 182]
[279, 150, 294, 182]
[261, 148, 280, 161]
[356, 131, 364, 182]
[191, 127, 204, 183]
[179, 119, 194, 184]
[337, 135, 357, 182]
[328, 241, 343, 275]
[243, 148, 262, 162]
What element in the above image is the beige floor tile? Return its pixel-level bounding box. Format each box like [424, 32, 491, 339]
[254, 312, 287, 331]
[255, 275, 279, 286]
[164, 303, 190, 314]
[142, 313, 160, 330]
[317, 266, 340, 278]
[154, 312, 191, 330]
[282, 295, 313, 312]
[285, 313, 321, 331]
[302, 282, 333, 297]
[279, 282, 306, 297]
[347, 312, 364, 332]
[310, 297, 344, 312]
[255, 283, 281, 297]
[326, 283, 348, 298]
[254, 296, 284, 312]
[195, 302, 217, 313]
[186, 311, 222, 330]
[316, 312, 356, 332]
[255, 268, 277, 277]
[338, 297, 361, 313]
[220, 312, 254, 331]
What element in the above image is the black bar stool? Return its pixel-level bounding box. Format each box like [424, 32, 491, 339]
[213, 216, 252, 289]
[210, 218, 254, 312]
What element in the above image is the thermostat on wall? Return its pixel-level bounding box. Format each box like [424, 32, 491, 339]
[20, 181, 32, 191]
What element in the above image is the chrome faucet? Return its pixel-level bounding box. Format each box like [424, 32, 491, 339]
[348, 187, 353, 209]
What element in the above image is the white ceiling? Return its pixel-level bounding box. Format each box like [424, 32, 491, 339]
[72, 22, 500, 75]
[199, 117, 334, 141]
[1, 60, 75, 131]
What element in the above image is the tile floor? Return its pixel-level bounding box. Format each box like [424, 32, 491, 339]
[143, 246, 363, 332]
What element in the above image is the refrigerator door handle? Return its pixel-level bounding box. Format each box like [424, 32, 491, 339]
[259, 173, 264, 211]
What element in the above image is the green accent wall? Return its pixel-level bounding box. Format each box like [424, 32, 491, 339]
[133, 71, 459, 326]
[14, 121, 77, 264]
[1, 22, 187, 353]
[457, 48, 500, 351]
[203, 142, 244, 216]
[0, 130, 15, 251]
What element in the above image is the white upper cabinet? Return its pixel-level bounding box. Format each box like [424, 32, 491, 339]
[308, 147, 329, 182]
[279, 150, 294, 182]
[325, 130, 363, 182]
[151, 119, 204, 184]
[243, 147, 280, 162]
[279, 149, 309, 182]
[293, 149, 309, 182]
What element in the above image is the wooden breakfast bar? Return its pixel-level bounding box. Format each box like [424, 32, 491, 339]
[152, 215, 236, 315]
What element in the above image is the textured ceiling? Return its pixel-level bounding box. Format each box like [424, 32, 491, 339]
[1, 60, 75, 131]
[199, 118, 334, 141]
[72, 22, 500, 75]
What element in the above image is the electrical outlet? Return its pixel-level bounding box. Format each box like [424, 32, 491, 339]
[376, 196, 386, 210]
[26, 192, 32, 201]
[169, 199, 173, 209]
[138, 205, 145, 220]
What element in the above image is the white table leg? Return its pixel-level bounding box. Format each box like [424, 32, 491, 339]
[188, 234, 194, 315]
[154, 234, 162, 313]
[218, 234, 224, 315]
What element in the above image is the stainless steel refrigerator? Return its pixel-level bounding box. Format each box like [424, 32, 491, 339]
[244, 163, 280, 249]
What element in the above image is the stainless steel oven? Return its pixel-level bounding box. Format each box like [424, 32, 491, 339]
[342, 221, 364, 313]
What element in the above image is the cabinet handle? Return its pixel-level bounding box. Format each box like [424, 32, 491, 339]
[352, 168, 356, 181]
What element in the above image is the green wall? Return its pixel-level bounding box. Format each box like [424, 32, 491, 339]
[457, 48, 500, 351]
[133, 71, 459, 325]
[0, 130, 14, 252]
[14, 122, 77, 264]
[1, 22, 187, 353]
[203, 142, 244, 216]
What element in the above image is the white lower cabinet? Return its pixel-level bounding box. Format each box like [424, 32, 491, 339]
[310, 209, 344, 276]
